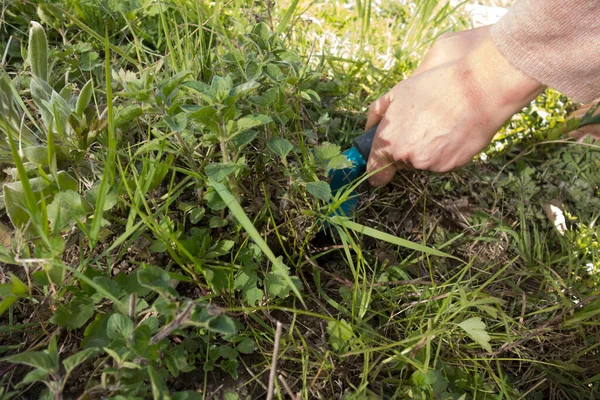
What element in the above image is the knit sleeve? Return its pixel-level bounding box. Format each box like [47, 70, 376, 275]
[491, 0, 600, 102]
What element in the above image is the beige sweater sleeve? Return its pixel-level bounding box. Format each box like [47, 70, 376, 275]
[491, 0, 600, 102]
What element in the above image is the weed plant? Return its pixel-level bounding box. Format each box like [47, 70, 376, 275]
[0, 1, 599, 399]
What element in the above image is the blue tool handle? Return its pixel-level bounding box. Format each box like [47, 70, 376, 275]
[353, 124, 378, 162]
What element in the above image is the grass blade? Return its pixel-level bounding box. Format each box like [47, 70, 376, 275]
[329, 216, 458, 260]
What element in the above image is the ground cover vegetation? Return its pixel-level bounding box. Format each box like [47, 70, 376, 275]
[0, 0, 599, 398]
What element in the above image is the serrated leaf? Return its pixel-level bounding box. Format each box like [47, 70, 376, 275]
[267, 137, 293, 158]
[327, 154, 353, 171]
[326, 319, 353, 353]
[306, 181, 331, 202]
[80, 51, 101, 71]
[205, 163, 240, 183]
[265, 272, 288, 298]
[314, 142, 340, 161]
[50, 298, 95, 330]
[62, 348, 98, 374]
[3, 351, 56, 373]
[457, 317, 492, 352]
[234, 269, 263, 306]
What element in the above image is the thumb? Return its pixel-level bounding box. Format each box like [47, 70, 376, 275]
[366, 91, 394, 130]
[367, 123, 397, 187]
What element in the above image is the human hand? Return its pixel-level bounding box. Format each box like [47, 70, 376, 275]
[366, 25, 544, 187]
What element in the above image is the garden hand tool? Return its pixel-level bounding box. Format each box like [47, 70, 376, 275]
[328, 124, 378, 216]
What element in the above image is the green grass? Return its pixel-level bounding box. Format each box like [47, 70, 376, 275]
[0, 0, 599, 399]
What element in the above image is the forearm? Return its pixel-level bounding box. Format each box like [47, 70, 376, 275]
[491, 0, 600, 102]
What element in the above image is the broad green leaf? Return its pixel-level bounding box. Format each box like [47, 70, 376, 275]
[164, 114, 187, 132]
[22, 146, 48, 166]
[457, 317, 492, 352]
[107, 313, 134, 340]
[164, 345, 189, 377]
[150, 240, 167, 253]
[231, 80, 260, 96]
[218, 345, 238, 360]
[205, 163, 240, 183]
[187, 105, 217, 125]
[208, 315, 238, 335]
[20, 368, 48, 385]
[205, 240, 234, 259]
[243, 286, 263, 307]
[8, 273, 28, 296]
[82, 313, 111, 349]
[223, 392, 239, 400]
[3, 351, 56, 373]
[50, 298, 95, 330]
[203, 267, 229, 294]
[236, 338, 256, 354]
[267, 137, 293, 158]
[245, 61, 262, 81]
[47, 190, 91, 233]
[326, 319, 353, 353]
[62, 348, 98, 374]
[204, 188, 227, 211]
[327, 154, 353, 171]
[80, 51, 101, 71]
[265, 64, 283, 81]
[410, 370, 448, 394]
[113, 104, 143, 126]
[137, 265, 171, 293]
[306, 181, 332, 202]
[234, 269, 263, 306]
[219, 358, 239, 379]
[314, 142, 340, 161]
[236, 115, 271, 132]
[232, 129, 258, 149]
[0, 296, 17, 315]
[265, 272, 288, 298]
